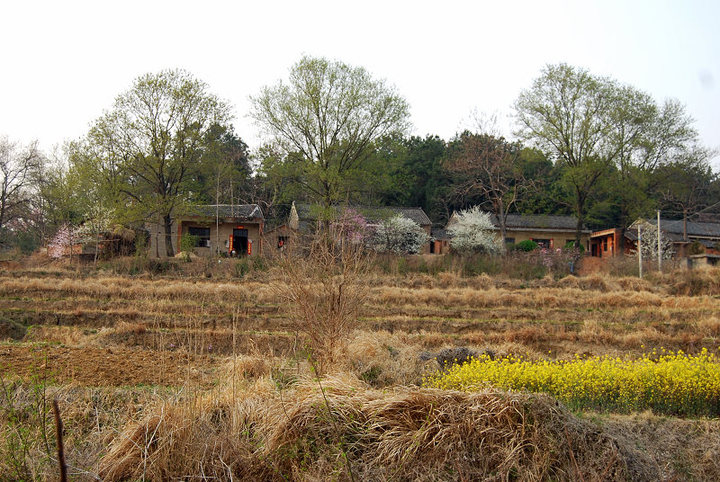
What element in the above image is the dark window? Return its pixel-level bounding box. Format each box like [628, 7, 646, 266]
[188, 227, 211, 247]
[277, 235, 289, 249]
[505, 237, 515, 245]
[532, 238, 551, 248]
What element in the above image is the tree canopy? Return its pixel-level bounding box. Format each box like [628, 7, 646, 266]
[82, 69, 232, 256]
[250, 56, 410, 210]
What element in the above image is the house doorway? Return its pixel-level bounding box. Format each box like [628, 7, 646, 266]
[233, 229, 248, 256]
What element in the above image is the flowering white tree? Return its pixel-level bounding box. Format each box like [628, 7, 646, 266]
[371, 215, 429, 254]
[448, 206, 503, 255]
[632, 221, 675, 260]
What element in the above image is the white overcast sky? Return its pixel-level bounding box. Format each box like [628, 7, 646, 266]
[1, 0, 718, 167]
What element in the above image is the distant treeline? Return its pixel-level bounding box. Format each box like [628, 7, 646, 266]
[1, 59, 717, 255]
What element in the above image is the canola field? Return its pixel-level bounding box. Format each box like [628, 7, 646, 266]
[426, 348, 720, 417]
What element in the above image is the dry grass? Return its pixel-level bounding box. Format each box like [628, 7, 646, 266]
[3, 265, 720, 479]
[97, 375, 652, 481]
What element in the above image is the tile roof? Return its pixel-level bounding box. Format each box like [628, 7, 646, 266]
[492, 214, 589, 232]
[183, 204, 264, 220]
[657, 219, 720, 238]
[294, 204, 431, 226]
[626, 219, 720, 242]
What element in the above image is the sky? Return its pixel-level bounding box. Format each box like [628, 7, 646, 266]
[1, 0, 718, 167]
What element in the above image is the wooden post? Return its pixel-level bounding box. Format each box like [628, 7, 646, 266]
[52, 399, 67, 482]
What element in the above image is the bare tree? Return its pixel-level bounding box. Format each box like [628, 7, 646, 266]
[0, 136, 42, 234]
[446, 132, 529, 242]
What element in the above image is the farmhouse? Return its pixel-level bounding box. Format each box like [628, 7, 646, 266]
[627, 218, 720, 257]
[148, 204, 264, 258]
[265, 202, 433, 253]
[590, 218, 720, 259]
[443, 213, 591, 251]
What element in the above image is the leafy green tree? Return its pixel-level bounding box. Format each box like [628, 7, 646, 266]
[515, 64, 618, 243]
[192, 123, 251, 205]
[250, 56, 410, 212]
[402, 135, 449, 221]
[516, 63, 709, 242]
[83, 69, 231, 256]
[514, 147, 568, 216]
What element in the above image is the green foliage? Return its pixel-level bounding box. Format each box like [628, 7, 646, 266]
[250, 56, 410, 209]
[180, 234, 199, 253]
[514, 63, 710, 241]
[81, 69, 231, 257]
[234, 258, 250, 278]
[514, 240, 539, 252]
[563, 240, 585, 253]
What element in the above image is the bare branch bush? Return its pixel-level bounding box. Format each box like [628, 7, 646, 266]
[274, 224, 373, 372]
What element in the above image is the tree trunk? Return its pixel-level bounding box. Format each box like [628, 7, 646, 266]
[497, 199, 506, 244]
[574, 190, 586, 247]
[575, 215, 583, 247]
[164, 215, 175, 257]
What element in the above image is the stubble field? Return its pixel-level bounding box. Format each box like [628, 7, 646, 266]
[1, 263, 720, 480]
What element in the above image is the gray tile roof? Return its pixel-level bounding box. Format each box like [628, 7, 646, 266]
[294, 204, 431, 226]
[658, 219, 720, 238]
[626, 219, 720, 242]
[492, 214, 589, 232]
[183, 204, 264, 220]
[431, 228, 451, 240]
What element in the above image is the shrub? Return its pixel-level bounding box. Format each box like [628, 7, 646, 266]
[515, 240, 539, 252]
[688, 241, 706, 255]
[563, 240, 585, 253]
[179, 234, 198, 262]
[275, 228, 373, 371]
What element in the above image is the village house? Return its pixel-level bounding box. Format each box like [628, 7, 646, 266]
[265, 202, 433, 253]
[435, 213, 591, 254]
[590, 218, 720, 261]
[148, 204, 264, 258]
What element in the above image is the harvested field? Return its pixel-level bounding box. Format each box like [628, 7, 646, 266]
[1, 266, 720, 480]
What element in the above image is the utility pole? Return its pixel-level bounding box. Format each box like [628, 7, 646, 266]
[657, 210, 661, 272]
[216, 170, 220, 257]
[638, 224, 643, 279]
